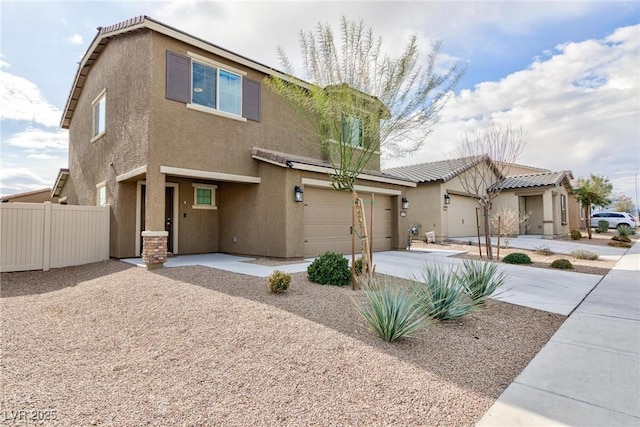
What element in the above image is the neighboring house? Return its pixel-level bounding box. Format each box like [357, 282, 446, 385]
[55, 16, 415, 268]
[385, 157, 577, 240]
[0, 188, 59, 204]
[385, 156, 496, 241]
[492, 170, 575, 238]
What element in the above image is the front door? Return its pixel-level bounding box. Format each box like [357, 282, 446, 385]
[165, 187, 174, 253]
[140, 184, 175, 254]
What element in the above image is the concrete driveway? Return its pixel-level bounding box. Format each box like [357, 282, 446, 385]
[124, 248, 602, 316]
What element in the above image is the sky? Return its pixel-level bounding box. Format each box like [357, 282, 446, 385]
[1, 0, 639, 203]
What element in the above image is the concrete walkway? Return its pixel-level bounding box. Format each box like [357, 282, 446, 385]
[123, 248, 602, 316]
[476, 241, 640, 426]
[448, 235, 628, 259]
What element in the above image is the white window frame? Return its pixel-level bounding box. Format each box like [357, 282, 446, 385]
[91, 89, 106, 142]
[560, 194, 567, 225]
[96, 181, 107, 207]
[192, 183, 217, 210]
[187, 51, 246, 122]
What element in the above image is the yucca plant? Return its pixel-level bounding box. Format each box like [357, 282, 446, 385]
[354, 278, 427, 342]
[458, 259, 507, 307]
[412, 264, 472, 321]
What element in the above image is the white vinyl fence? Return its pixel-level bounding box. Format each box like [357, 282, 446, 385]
[1, 202, 110, 272]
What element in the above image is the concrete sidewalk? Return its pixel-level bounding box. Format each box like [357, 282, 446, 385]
[476, 241, 640, 426]
[449, 235, 628, 259]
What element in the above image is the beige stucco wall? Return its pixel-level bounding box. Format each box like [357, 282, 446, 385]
[65, 31, 152, 257]
[64, 28, 398, 259]
[0, 190, 58, 204]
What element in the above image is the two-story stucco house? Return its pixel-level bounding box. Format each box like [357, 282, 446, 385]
[53, 16, 415, 268]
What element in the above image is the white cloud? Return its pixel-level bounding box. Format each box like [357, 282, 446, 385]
[0, 59, 62, 127]
[27, 153, 57, 160]
[68, 33, 84, 45]
[4, 128, 68, 151]
[384, 25, 640, 198]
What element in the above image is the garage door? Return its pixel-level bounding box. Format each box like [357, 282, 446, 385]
[304, 188, 393, 257]
[448, 195, 482, 237]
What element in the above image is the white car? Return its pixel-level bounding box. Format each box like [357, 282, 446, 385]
[590, 212, 637, 229]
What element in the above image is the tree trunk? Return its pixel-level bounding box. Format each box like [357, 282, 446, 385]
[352, 190, 372, 287]
[484, 205, 493, 260]
[586, 204, 593, 239]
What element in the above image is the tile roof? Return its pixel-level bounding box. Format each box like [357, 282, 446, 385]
[251, 147, 415, 186]
[382, 156, 489, 183]
[498, 171, 574, 190]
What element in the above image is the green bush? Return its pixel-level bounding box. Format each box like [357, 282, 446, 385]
[596, 220, 609, 233]
[612, 235, 632, 243]
[617, 225, 635, 237]
[307, 251, 351, 286]
[550, 259, 573, 269]
[570, 229, 582, 240]
[609, 240, 632, 248]
[570, 249, 599, 260]
[503, 253, 532, 265]
[412, 264, 472, 321]
[354, 278, 427, 342]
[458, 259, 507, 307]
[268, 270, 291, 293]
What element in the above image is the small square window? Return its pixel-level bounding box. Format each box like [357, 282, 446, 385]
[92, 91, 106, 139]
[193, 184, 217, 210]
[342, 115, 363, 147]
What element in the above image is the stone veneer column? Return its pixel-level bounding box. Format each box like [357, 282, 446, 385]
[141, 230, 168, 269]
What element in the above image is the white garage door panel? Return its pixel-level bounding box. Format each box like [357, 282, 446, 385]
[304, 188, 392, 257]
[448, 195, 481, 237]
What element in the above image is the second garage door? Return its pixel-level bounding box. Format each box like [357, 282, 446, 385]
[304, 188, 393, 257]
[447, 195, 482, 237]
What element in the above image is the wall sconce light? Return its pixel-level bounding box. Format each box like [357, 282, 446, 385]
[444, 193, 451, 205]
[294, 185, 304, 202]
[402, 197, 409, 210]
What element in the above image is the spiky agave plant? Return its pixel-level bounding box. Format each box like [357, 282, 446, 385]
[457, 259, 507, 307]
[354, 277, 427, 342]
[413, 263, 472, 321]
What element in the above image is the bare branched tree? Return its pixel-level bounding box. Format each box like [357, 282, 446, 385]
[490, 207, 531, 248]
[452, 122, 526, 259]
[267, 16, 465, 282]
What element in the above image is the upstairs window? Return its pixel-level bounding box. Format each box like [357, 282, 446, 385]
[191, 61, 242, 116]
[92, 90, 106, 140]
[342, 116, 363, 147]
[166, 50, 261, 121]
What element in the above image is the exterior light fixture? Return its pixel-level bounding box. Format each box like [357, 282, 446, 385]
[401, 197, 409, 210]
[444, 194, 451, 205]
[294, 185, 304, 203]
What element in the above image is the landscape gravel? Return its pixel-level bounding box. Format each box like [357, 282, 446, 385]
[1, 260, 564, 426]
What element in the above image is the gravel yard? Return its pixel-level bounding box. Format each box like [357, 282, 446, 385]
[1, 260, 564, 426]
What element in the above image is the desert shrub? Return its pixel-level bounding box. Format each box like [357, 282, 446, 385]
[412, 264, 472, 321]
[612, 235, 632, 243]
[534, 246, 554, 256]
[458, 259, 507, 307]
[502, 253, 532, 265]
[268, 270, 291, 293]
[617, 226, 635, 237]
[550, 259, 573, 269]
[570, 229, 582, 240]
[354, 278, 427, 342]
[608, 240, 632, 248]
[307, 251, 351, 286]
[596, 220, 609, 233]
[570, 249, 599, 260]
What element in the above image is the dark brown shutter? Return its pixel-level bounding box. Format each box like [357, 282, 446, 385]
[242, 78, 261, 122]
[166, 51, 190, 104]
